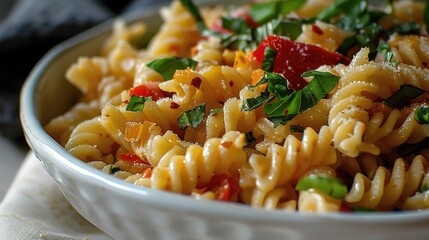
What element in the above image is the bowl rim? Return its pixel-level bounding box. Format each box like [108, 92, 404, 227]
[19, 0, 429, 227]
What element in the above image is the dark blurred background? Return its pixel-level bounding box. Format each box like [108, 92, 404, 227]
[0, 0, 169, 147]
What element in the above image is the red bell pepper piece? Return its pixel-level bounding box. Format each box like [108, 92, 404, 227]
[118, 153, 149, 164]
[252, 35, 350, 90]
[129, 82, 165, 101]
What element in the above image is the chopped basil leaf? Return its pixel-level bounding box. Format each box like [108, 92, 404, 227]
[146, 57, 198, 81]
[261, 47, 276, 72]
[242, 91, 274, 111]
[317, 0, 367, 22]
[383, 84, 426, 108]
[290, 125, 305, 133]
[388, 22, 421, 35]
[264, 71, 339, 125]
[377, 39, 398, 65]
[209, 108, 222, 116]
[179, 0, 206, 32]
[249, 0, 307, 25]
[415, 106, 429, 124]
[295, 174, 347, 199]
[110, 165, 121, 174]
[397, 137, 429, 157]
[221, 16, 251, 33]
[126, 95, 152, 112]
[245, 131, 256, 147]
[420, 184, 429, 193]
[177, 103, 206, 129]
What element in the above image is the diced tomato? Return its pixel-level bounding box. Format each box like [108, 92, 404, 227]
[129, 82, 165, 101]
[205, 171, 241, 202]
[118, 153, 149, 164]
[252, 36, 351, 90]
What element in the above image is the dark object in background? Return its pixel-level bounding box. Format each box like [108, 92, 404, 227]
[0, 0, 168, 145]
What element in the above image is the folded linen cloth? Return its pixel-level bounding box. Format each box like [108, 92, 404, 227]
[0, 152, 113, 240]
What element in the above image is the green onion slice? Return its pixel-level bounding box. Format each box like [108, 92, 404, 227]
[415, 106, 429, 124]
[295, 174, 348, 199]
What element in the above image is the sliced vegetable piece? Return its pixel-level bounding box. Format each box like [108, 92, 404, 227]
[129, 82, 165, 101]
[383, 84, 426, 108]
[295, 174, 347, 199]
[126, 95, 152, 112]
[146, 57, 198, 81]
[177, 103, 206, 129]
[252, 36, 349, 90]
[415, 106, 429, 124]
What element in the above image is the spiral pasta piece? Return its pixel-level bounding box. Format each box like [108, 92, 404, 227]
[297, 21, 354, 52]
[45, 100, 100, 145]
[345, 155, 427, 210]
[387, 34, 429, 68]
[245, 126, 337, 194]
[329, 48, 429, 156]
[64, 117, 116, 163]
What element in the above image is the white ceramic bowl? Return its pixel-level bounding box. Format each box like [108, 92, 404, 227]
[20, 1, 429, 239]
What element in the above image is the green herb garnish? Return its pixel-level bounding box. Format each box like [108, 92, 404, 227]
[383, 84, 426, 108]
[261, 47, 276, 72]
[146, 57, 198, 81]
[264, 70, 340, 125]
[245, 131, 256, 147]
[295, 174, 348, 199]
[388, 22, 421, 35]
[209, 108, 222, 116]
[397, 137, 429, 157]
[420, 184, 429, 193]
[249, 0, 307, 25]
[415, 106, 429, 124]
[377, 39, 398, 65]
[126, 95, 152, 112]
[241, 91, 274, 111]
[110, 165, 121, 174]
[178, 103, 206, 129]
[179, 0, 207, 31]
[290, 125, 305, 133]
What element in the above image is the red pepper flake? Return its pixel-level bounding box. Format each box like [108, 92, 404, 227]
[221, 141, 233, 148]
[123, 100, 129, 104]
[312, 24, 324, 35]
[170, 102, 180, 109]
[229, 81, 234, 87]
[191, 77, 202, 89]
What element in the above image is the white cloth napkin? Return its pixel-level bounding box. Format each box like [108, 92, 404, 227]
[0, 151, 113, 240]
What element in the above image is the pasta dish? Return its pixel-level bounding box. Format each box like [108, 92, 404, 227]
[45, 0, 429, 213]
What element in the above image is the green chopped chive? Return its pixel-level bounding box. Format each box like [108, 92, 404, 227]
[146, 57, 198, 81]
[383, 84, 426, 108]
[126, 95, 152, 112]
[295, 174, 348, 199]
[177, 103, 206, 130]
[415, 106, 429, 124]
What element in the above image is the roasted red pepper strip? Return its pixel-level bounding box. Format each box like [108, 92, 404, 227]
[252, 35, 350, 90]
[128, 82, 165, 101]
[118, 153, 149, 164]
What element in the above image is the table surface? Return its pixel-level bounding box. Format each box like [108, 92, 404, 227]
[0, 135, 26, 201]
